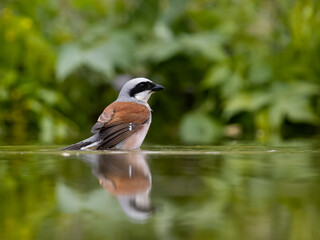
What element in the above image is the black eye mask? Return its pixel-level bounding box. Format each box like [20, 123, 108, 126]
[129, 82, 155, 97]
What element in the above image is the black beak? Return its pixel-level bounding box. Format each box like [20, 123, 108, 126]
[151, 83, 165, 91]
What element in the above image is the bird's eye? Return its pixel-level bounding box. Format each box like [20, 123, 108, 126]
[138, 82, 147, 89]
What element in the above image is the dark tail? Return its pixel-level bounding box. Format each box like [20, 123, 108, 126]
[60, 135, 98, 150]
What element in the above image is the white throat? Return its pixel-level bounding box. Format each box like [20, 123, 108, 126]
[134, 91, 153, 103]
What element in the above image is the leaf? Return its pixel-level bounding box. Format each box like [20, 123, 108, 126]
[137, 40, 182, 63]
[56, 44, 84, 80]
[180, 32, 226, 60]
[251, 91, 272, 110]
[223, 92, 254, 119]
[290, 81, 320, 96]
[285, 97, 318, 124]
[154, 22, 174, 41]
[203, 64, 232, 87]
[220, 73, 243, 98]
[56, 32, 136, 80]
[84, 44, 114, 78]
[179, 113, 223, 144]
[37, 89, 59, 105]
[248, 61, 272, 85]
[268, 82, 319, 127]
[105, 32, 136, 69]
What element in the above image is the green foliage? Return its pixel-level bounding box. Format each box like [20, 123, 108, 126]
[180, 112, 223, 143]
[0, 8, 76, 142]
[57, 31, 136, 80]
[0, 0, 319, 144]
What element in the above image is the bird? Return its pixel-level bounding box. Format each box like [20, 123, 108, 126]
[61, 78, 164, 150]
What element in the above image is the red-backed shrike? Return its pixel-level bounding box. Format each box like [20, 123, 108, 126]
[61, 78, 164, 150]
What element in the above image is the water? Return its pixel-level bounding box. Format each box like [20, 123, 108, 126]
[1, 140, 320, 240]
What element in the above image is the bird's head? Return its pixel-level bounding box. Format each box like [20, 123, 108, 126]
[117, 78, 164, 103]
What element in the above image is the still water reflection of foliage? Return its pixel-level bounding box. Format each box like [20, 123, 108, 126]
[0, 142, 320, 239]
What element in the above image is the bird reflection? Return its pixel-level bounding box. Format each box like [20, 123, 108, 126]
[81, 151, 153, 221]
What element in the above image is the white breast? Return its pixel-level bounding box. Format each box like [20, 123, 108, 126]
[114, 118, 151, 150]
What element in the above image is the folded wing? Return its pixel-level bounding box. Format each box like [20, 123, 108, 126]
[91, 102, 150, 149]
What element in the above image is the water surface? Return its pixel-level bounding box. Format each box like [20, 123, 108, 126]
[1, 140, 320, 240]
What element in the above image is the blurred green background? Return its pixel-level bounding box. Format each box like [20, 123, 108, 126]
[0, 0, 319, 145]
